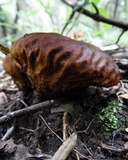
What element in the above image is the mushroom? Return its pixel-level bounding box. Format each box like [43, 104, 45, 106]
[2, 32, 120, 100]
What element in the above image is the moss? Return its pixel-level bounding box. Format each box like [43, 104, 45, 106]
[95, 101, 125, 132]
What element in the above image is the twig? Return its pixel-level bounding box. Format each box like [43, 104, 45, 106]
[63, 111, 68, 140]
[19, 127, 35, 133]
[2, 126, 15, 140]
[18, 99, 28, 107]
[82, 142, 93, 156]
[115, 30, 126, 44]
[74, 117, 80, 126]
[75, 152, 80, 160]
[61, 9, 76, 34]
[39, 115, 63, 142]
[77, 119, 94, 133]
[40, 115, 87, 159]
[0, 100, 53, 124]
[62, 0, 128, 30]
[91, 2, 99, 14]
[101, 143, 128, 153]
[65, 1, 88, 35]
[51, 133, 77, 160]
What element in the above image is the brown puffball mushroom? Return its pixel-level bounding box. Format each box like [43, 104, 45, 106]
[2, 32, 120, 100]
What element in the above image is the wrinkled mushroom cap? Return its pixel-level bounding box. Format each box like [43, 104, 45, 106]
[3, 33, 120, 98]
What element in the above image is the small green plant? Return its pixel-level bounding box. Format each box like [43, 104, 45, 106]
[96, 101, 123, 132]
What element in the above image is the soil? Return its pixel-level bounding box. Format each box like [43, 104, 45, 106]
[0, 60, 128, 160]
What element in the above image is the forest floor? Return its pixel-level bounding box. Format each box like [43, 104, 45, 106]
[0, 49, 128, 160]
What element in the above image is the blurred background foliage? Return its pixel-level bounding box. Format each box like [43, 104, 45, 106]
[0, 0, 128, 47]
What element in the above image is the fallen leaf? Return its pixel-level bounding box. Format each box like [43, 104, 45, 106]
[51, 133, 77, 160]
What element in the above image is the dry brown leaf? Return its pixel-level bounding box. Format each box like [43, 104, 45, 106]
[51, 132, 77, 160]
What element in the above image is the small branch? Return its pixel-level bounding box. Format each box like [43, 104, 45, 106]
[82, 142, 93, 157]
[62, 0, 89, 34]
[63, 111, 68, 140]
[40, 115, 87, 159]
[51, 133, 77, 160]
[0, 100, 53, 124]
[39, 115, 63, 142]
[77, 119, 94, 133]
[62, 0, 128, 30]
[91, 2, 99, 14]
[2, 126, 15, 141]
[61, 9, 76, 34]
[115, 30, 126, 44]
[101, 143, 128, 153]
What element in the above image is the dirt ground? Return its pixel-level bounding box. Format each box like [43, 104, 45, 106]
[0, 52, 128, 160]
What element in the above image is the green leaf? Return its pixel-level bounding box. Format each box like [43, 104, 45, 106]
[28, 10, 39, 16]
[90, 0, 100, 4]
[91, 4, 110, 18]
[98, 7, 109, 17]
